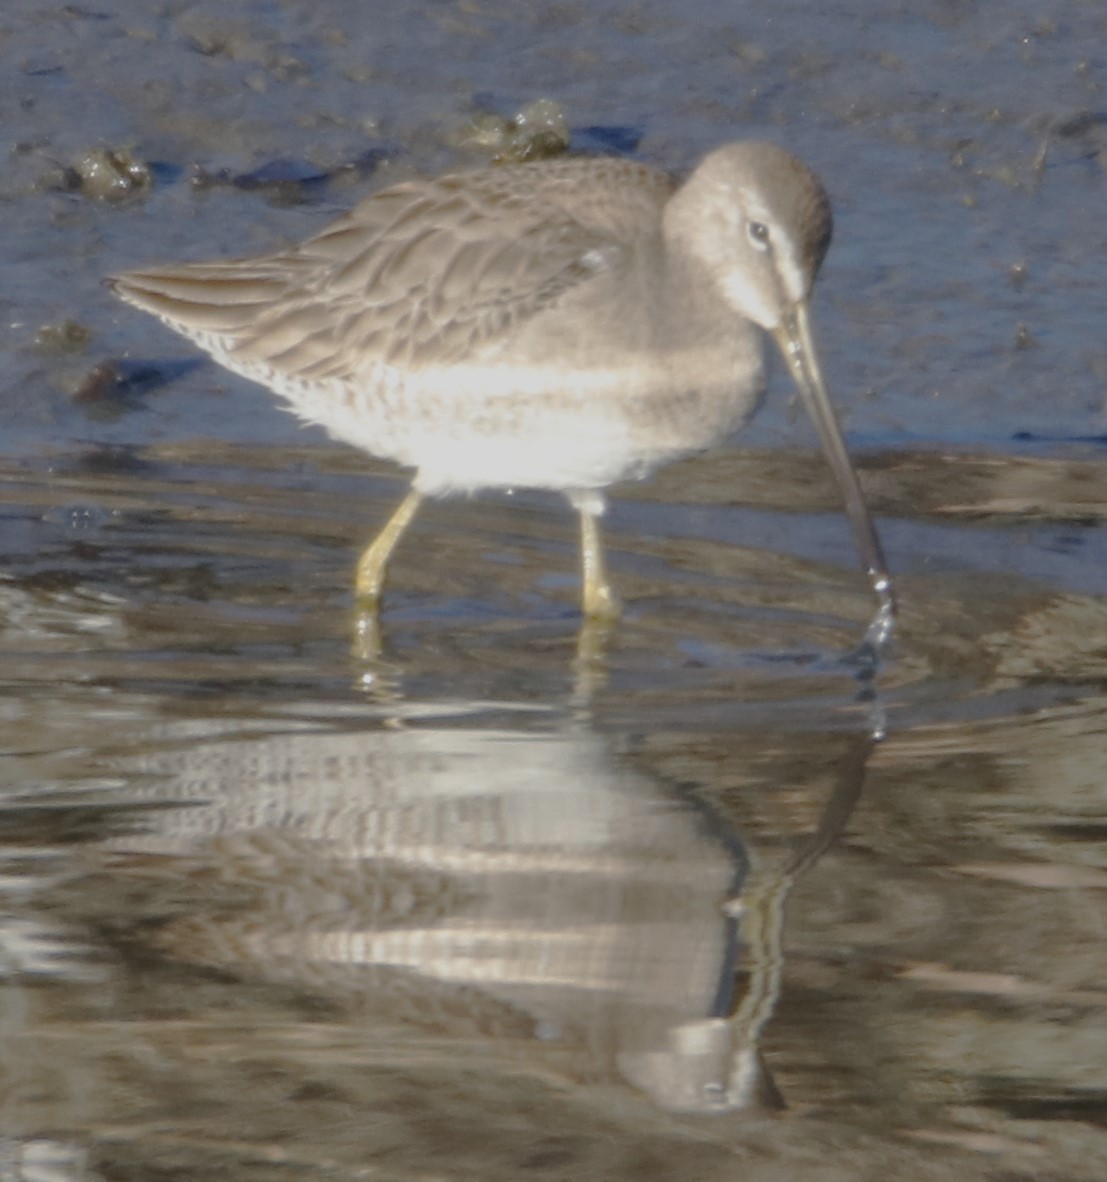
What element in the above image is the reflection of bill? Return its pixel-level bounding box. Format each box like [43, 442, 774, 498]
[110, 717, 869, 1114]
[620, 737, 869, 1112]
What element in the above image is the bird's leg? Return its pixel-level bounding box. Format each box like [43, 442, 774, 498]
[571, 491, 620, 621]
[570, 494, 618, 706]
[580, 511, 620, 620]
[355, 488, 424, 602]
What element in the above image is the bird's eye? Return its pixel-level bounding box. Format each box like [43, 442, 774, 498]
[748, 221, 770, 250]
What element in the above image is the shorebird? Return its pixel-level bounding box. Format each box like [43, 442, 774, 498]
[108, 141, 894, 637]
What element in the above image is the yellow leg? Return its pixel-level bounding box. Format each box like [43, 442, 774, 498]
[578, 504, 620, 621]
[355, 489, 423, 601]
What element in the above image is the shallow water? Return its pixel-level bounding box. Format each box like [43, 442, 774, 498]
[3, 0, 1107, 1178]
[3, 444, 1105, 1180]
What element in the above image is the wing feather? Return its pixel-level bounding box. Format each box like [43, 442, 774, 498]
[109, 157, 673, 380]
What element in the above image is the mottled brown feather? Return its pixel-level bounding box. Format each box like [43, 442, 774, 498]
[110, 156, 674, 378]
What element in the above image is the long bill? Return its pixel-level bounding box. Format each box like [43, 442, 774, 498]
[771, 300, 896, 634]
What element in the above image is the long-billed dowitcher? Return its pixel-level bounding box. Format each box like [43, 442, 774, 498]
[108, 141, 894, 637]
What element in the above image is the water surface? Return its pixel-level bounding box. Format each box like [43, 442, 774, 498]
[2, 0, 1107, 1177]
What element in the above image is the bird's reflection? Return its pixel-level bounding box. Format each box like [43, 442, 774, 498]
[104, 709, 870, 1114]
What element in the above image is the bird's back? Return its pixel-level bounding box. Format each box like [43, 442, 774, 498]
[108, 156, 675, 386]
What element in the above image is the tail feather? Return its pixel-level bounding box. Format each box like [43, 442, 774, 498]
[106, 260, 294, 337]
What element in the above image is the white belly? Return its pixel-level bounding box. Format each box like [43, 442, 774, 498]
[227, 349, 767, 496]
